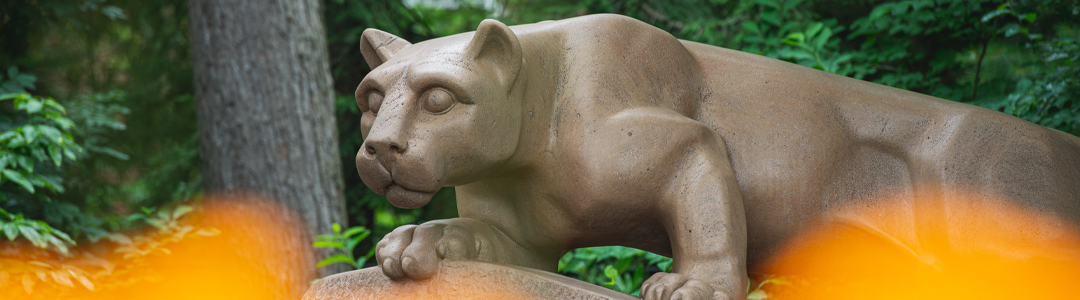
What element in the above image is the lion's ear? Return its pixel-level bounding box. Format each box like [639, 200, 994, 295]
[465, 19, 522, 86]
[360, 29, 412, 69]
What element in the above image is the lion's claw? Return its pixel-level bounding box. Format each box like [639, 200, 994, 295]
[375, 223, 479, 280]
[642, 272, 716, 300]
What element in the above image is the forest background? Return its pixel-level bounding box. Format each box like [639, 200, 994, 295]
[1, 0, 1078, 297]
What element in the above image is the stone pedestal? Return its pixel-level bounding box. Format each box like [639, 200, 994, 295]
[303, 261, 638, 300]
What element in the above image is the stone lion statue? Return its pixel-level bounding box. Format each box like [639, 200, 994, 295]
[352, 14, 1080, 300]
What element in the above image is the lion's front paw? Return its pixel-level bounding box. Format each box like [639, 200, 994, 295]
[640, 272, 716, 300]
[375, 223, 479, 280]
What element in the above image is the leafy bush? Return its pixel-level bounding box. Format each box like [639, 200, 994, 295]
[0, 92, 80, 195]
[0, 91, 85, 251]
[0, 204, 219, 298]
[313, 223, 374, 270]
[0, 207, 75, 253]
[557, 246, 672, 296]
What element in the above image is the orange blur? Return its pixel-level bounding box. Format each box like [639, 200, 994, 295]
[756, 189, 1080, 299]
[0, 195, 316, 300]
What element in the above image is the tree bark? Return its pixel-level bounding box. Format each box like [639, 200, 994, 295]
[188, 0, 347, 277]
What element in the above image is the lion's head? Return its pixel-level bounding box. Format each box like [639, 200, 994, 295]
[354, 20, 525, 208]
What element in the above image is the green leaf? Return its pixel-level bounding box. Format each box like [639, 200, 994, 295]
[101, 6, 127, 20]
[1000, 23, 1021, 38]
[346, 235, 364, 252]
[342, 226, 368, 238]
[313, 240, 345, 250]
[14, 74, 35, 90]
[747, 289, 768, 300]
[781, 0, 804, 12]
[805, 23, 823, 39]
[0, 93, 19, 100]
[20, 126, 36, 145]
[812, 27, 832, 50]
[1, 81, 24, 94]
[89, 146, 129, 160]
[47, 144, 62, 166]
[1019, 12, 1036, 22]
[16, 155, 32, 172]
[24, 98, 43, 114]
[63, 148, 77, 160]
[760, 11, 780, 26]
[106, 233, 133, 245]
[658, 260, 672, 272]
[743, 22, 761, 34]
[615, 256, 634, 272]
[172, 205, 194, 219]
[50, 228, 74, 245]
[603, 265, 618, 285]
[981, 8, 1011, 23]
[37, 126, 62, 143]
[3, 223, 17, 240]
[785, 32, 805, 44]
[2, 169, 34, 193]
[18, 225, 44, 247]
[316, 254, 357, 268]
[42, 98, 65, 113]
[332, 223, 341, 233]
[44, 234, 70, 254]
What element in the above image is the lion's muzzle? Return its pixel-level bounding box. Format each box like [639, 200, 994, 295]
[356, 139, 440, 209]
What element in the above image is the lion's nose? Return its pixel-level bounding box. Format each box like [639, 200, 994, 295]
[365, 139, 407, 156]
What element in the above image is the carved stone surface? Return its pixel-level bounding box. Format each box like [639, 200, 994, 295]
[345, 13, 1080, 300]
[303, 261, 637, 300]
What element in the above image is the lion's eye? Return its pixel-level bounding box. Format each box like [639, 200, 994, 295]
[368, 92, 384, 115]
[421, 89, 454, 114]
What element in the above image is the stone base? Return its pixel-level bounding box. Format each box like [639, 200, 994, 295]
[303, 261, 638, 300]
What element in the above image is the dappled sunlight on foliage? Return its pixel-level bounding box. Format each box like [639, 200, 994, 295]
[754, 189, 1080, 299]
[0, 195, 315, 300]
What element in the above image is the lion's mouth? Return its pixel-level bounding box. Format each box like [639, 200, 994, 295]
[384, 182, 438, 209]
[355, 147, 441, 209]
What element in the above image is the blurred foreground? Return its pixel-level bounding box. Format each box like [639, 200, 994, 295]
[0, 196, 315, 300]
[753, 189, 1080, 299]
[3, 190, 1079, 299]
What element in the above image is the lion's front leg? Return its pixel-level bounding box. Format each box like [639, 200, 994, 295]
[375, 217, 559, 280]
[585, 108, 747, 300]
[640, 132, 748, 300]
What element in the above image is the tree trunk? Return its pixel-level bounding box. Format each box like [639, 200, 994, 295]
[187, 0, 348, 277]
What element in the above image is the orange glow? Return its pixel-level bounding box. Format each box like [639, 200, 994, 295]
[756, 189, 1080, 299]
[0, 195, 316, 300]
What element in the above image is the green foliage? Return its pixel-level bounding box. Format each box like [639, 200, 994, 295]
[779, 21, 863, 76]
[3, 204, 219, 297]
[1, 0, 200, 249]
[0, 207, 76, 253]
[313, 223, 373, 270]
[0, 82, 126, 243]
[557, 246, 672, 296]
[745, 274, 792, 300]
[986, 32, 1080, 135]
[0, 66, 38, 94]
[0, 93, 81, 196]
[67, 91, 130, 161]
[110, 204, 217, 259]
